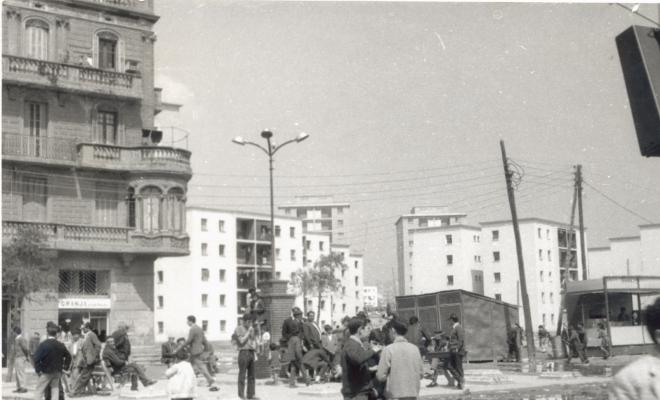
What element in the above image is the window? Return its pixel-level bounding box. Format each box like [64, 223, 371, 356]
[24, 101, 48, 157]
[539, 249, 543, 261]
[551, 314, 555, 325]
[473, 235, 480, 243]
[127, 187, 136, 228]
[201, 243, 208, 256]
[25, 19, 49, 60]
[342, 304, 346, 313]
[546, 229, 550, 239]
[550, 292, 554, 304]
[354, 261, 359, 269]
[219, 294, 226, 307]
[543, 314, 547, 326]
[355, 291, 359, 299]
[538, 228, 542, 238]
[540, 271, 544, 282]
[494, 272, 501, 283]
[276, 248, 281, 260]
[202, 320, 208, 332]
[201, 294, 208, 307]
[275, 225, 281, 237]
[445, 234, 453, 245]
[201, 268, 209, 281]
[337, 207, 343, 214]
[355, 276, 359, 286]
[474, 255, 481, 263]
[218, 220, 225, 232]
[495, 294, 502, 301]
[409, 240, 414, 247]
[140, 187, 161, 233]
[218, 244, 225, 257]
[97, 110, 118, 145]
[541, 292, 545, 304]
[446, 255, 453, 265]
[341, 269, 346, 278]
[492, 230, 499, 241]
[157, 271, 163, 284]
[163, 188, 184, 233]
[98, 35, 117, 70]
[201, 218, 207, 231]
[220, 320, 226, 332]
[22, 176, 47, 221]
[320, 300, 325, 310]
[447, 275, 454, 286]
[157, 296, 163, 308]
[290, 227, 295, 238]
[337, 220, 344, 227]
[157, 321, 163, 334]
[305, 240, 311, 250]
[547, 250, 552, 262]
[342, 286, 346, 295]
[319, 241, 324, 251]
[290, 250, 296, 261]
[548, 271, 553, 282]
[493, 251, 501, 262]
[219, 269, 226, 282]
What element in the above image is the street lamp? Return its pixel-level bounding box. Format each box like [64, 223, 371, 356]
[232, 130, 309, 290]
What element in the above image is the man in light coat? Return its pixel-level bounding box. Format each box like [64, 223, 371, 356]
[376, 319, 424, 400]
[12, 327, 30, 393]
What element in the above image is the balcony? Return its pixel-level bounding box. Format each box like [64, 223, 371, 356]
[2, 220, 189, 256]
[74, 0, 156, 16]
[77, 143, 192, 175]
[3, 55, 143, 99]
[2, 133, 77, 166]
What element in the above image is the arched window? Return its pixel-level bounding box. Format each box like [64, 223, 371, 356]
[94, 31, 124, 71]
[140, 186, 162, 233]
[25, 19, 49, 60]
[126, 187, 135, 228]
[163, 187, 185, 233]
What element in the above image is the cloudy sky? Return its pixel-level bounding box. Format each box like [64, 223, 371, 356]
[153, 1, 660, 296]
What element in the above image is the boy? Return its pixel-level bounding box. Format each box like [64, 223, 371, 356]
[596, 322, 610, 360]
[265, 343, 281, 385]
[165, 350, 196, 400]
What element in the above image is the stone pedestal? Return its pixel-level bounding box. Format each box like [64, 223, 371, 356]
[260, 279, 296, 346]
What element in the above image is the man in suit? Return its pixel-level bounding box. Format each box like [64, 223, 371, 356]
[340, 318, 381, 400]
[33, 322, 72, 400]
[70, 322, 101, 396]
[177, 315, 218, 391]
[110, 323, 131, 361]
[102, 337, 155, 390]
[303, 311, 322, 351]
[12, 327, 30, 393]
[446, 313, 466, 390]
[281, 307, 309, 387]
[405, 316, 432, 358]
[161, 336, 177, 367]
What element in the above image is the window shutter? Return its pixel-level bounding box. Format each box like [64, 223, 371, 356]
[117, 39, 125, 72]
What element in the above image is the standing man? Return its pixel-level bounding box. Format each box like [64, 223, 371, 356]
[446, 313, 466, 391]
[340, 318, 380, 400]
[11, 327, 30, 393]
[281, 307, 309, 387]
[234, 314, 257, 400]
[70, 322, 101, 396]
[566, 325, 588, 364]
[376, 319, 424, 400]
[66, 330, 83, 390]
[178, 315, 218, 391]
[111, 323, 131, 361]
[303, 311, 322, 351]
[29, 332, 41, 364]
[33, 322, 72, 400]
[405, 316, 431, 359]
[507, 326, 521, 362]
[537, 325, 549, 353]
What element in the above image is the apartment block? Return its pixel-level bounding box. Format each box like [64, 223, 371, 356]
[2, 0, 190, 345]
[588, 224, 660, 279]
[362, 286, 378, 308]
[279, 195, 350, 245]
[154, 207, 303, 341]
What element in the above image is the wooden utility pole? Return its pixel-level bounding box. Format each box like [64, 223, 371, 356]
[500, 140, 536, 372]
[576, 165, 588, 280]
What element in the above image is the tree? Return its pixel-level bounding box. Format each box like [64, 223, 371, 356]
[2, 225, 53, 328]
[292, 268, 315, 314]
[292, 252, 347, 324]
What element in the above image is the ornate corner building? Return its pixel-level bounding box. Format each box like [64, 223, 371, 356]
[2, 0, 191, 345]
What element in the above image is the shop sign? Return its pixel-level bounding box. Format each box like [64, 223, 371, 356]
[58, 298, 111, 309]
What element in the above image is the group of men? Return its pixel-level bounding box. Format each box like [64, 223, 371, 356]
[11, 321, 156, 399]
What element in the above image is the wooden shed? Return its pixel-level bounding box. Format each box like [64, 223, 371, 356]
[396, 289, 519, 361]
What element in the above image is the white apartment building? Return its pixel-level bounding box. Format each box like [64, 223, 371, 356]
[154, 207, 303, 342]
[399, 212, 587, 330]
[588, 224, 660, 279]
[363, 286, 379, 308]
[279, 196, 350, 245]
[395, 207, 468, 295]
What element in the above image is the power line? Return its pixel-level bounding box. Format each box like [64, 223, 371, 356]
[583, 180, 656, 224]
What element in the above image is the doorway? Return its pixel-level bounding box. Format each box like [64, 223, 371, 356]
[58, 310, 109, 341]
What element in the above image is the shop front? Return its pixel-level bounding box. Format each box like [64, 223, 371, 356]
[566, 276, 660, 354]
[57, 297, 111, 340]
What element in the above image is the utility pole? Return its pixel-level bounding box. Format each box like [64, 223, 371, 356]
[555, 177, 578, 350]
[500, 140, 536, 372]
[576, 165, 588, 280]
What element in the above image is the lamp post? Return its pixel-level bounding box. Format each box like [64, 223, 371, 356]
[232, 130, 309, 290]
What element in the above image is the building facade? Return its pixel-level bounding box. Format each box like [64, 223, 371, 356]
[395, 206, 468, 295]
[588, 224, 660, 279]
[2, 0, 190, 345]
[362, 286, 378, 308]
[154, 207, 303, 342]
[279, 195, 350, 245]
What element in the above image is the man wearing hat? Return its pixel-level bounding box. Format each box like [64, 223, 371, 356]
[446, 313, 466, 390]
[70, 322, 101, 396]
[281, 307, 309, 387]
[33, 322, 72, 400]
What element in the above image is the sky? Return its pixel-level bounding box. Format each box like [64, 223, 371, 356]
[152, 1, 660, 298]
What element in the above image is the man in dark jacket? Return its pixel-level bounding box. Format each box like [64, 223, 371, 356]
[177, 315, 218, 391]
[110, 323, 131, 361]
[33, 322, 72, 400]
[70, 322, 101, 396]
[447, 313, 466, 390]
[405, 316, 431, 358]
[161, 336, 176, 367]
[281, 307, 308, 387]
[102, 337, 155, 390]
[340, 318, 381, 400]
[303, 311, 322, 351]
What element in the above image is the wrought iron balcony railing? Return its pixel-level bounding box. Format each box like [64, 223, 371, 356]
[2, 132, 77, 163]
[3, 55, 143, 99]
[2, 220, 189, 256]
